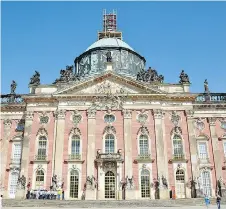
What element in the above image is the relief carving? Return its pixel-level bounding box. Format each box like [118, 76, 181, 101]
[55, 110, 66, 119]
[208, 117, 216, 126]
[122, 109, 132, 119]
[3, 119, 12, 128]
[70, 127, 81, 136]
[25, 111, 34, 120]
[87, 109, 96, 118]
[153, 109, 164, 119]
[103, 125, 116, 135]
[170, 111, 181, 127]
[37, 127, 48, 136]
[137, 126, 149, 136]
[71, 110, 82, 126]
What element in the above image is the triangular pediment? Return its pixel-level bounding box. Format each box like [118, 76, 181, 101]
[54, 71, 165, 95]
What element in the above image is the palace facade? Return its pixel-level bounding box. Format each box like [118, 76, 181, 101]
[1, 12, 226, 200]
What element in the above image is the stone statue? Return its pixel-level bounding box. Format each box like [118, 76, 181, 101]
[106, 51, 112, 62]
[136, 67, 164, 83]
[17, 175, 26, 189]
[52, 174, 57, 190]
[10, 80, 17, 94]
[126, 176, 134, 189]
[190, 178, 197, 198]
[204, 79, 209, 93]
[29, 71, 40, 85]
[161, 175, 168, 188]
[217, 179, 222, 197]
[179, 70, 190, 84]
[86, 176, 96, 189]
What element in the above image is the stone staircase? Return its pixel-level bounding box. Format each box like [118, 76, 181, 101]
[2, 198, 226, 208]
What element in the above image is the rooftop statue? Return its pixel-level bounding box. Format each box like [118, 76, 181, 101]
[10, 80, 17, 94]
[53, 65, 80, 84]
[179, 70, 190, 84]
[29, 71, 40, 85]
[204, 79, 209, 93]
[136, 67, 164, 83]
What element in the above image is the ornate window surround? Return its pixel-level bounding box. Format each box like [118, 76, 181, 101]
[32, 165, 46, 189]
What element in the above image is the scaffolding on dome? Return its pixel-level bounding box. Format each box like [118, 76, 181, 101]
[98, 9, 122, 40]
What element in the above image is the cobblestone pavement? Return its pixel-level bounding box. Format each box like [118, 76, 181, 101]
[2, 207, 223, 209]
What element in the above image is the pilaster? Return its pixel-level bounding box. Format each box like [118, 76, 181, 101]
[153, 109, 169, 199]
[86, 109, 97, 200]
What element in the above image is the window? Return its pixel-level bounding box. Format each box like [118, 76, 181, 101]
[12, 143, 21, 164]
[141, 169, 150, 198]
[105, 171, 115, 199]
[173, 135, 183, 158]
[139, 135, 149, 155]
[35, 170, 44, 188]
[221, 122, 226, 130]
[104, 114, 115, 123]
[198, 142, 208, 159]
[223, 141, 226, 157]
[9, 172, 19, 198]
[105, 134, 115, 153]
[71, 135, 80, 157]
[70, 170, 79, 198]
[37, 136, 47, 160]
[201, 170, 212, 196]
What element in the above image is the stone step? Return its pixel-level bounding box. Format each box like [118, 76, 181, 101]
[2, 198, 226, 208]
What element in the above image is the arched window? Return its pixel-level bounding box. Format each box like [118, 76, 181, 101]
[35, 170, 44, 189]
[173, 135, 183, 158]
[105, 134, 115, 153]
[201, 170, 212, 196]
[71, 135, 80, 156]
[141, 169, 150, 198]
[139, 135, 149, 156]
[37, 136, 47, 160]
[70, 170, 79, 198]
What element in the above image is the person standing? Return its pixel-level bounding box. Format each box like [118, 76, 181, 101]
[216, 194, 221, 209]
[0, 195, 3, 209]
[204, 194, 210, 209]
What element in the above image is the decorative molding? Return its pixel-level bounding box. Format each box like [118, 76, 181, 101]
[195, 118, 205, 131]
[36, 127, 48, 136]
[71, 110, 82, 126]
[70, 127, 81, 136]
[3, 119, 12, 128]
[153, 109, 164, 119]
[185, 110, 194, 119]
[38, 112, 49, 124]
[87, 108, 96, 119]
[103, 125, 116, 135]
[25, 111, 34, 120]
[122, 109, 132, 119]
[137, 110, 148, 125]
[137, 126, 149, 136]
[208, 117, 217, 126]
[170, 126, 182, 136]
[170, 111, 181, 127]
[55, 109, 66, 119]
[37, 164, 43, 170]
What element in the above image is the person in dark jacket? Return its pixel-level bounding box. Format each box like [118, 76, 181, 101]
[216, 194, 221, 209]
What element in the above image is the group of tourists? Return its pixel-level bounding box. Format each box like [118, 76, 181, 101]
[26, 189, 64, 200]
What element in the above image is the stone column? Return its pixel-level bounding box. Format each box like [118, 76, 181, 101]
[153, 109, 169, 199]
[53, 109, 66, 181]
[1, 119, 12, 197]
[122, 109, 135, 199]
[185, 110, 197, 198]
[17, 111, 34, 199]
[209, 117, 222, 195]
[86, 109, 97, 200]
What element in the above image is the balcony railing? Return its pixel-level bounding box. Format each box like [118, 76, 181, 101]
[0, 94, 24, 104]
[68, 154, 81, 160]
[35, 155, 47, 161]
[195, 93, 226, 103]
[137, 153, 151, 159]
[10, 158, 21, 164]
[96, 153, 122, 161]
[173, 154, 185, 160]
[199, 157, 210, 164]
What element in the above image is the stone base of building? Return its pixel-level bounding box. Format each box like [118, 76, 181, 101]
[160, 188, 169, 199]
[86, 189, 96, 200]
[15, 189, 25, 200]
[125, 189, 136, 200]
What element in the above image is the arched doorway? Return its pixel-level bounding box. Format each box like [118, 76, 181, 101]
[141, 169, 150, 198]
[105, 171, 115, 199]
[175, 169, 185, 198]
[9, 172, 19, 198]
[70, 170, 79, 198]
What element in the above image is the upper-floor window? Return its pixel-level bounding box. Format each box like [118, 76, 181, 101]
[105, 134, 115, 153]
[71, 135, 80, 155]
[198, 142, 208, 159]
[173, 135, 183, 157]
[104, 114, 116, 123]
[37, 136, 47, 158]
[12, 143, 21, 163]
[139, 135, 149, 155]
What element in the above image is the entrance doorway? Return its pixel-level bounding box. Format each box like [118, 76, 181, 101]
[9, 172, 19, 198]
[105, 171, 115, 199]
[175, 169, 185, 198]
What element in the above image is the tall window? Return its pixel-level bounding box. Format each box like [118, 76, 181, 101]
[12, 143, 21, 163]
[35, 170, 44, 188]
[38, 136, 47, 158]
[70, 170, 79, 198]
[198, 142, 208, 159]
[173, 135, 183, 157]
[105, 134, 115, 153]
[223, 141, 226, 157]
[139, 135, 149, 155]
[9, 172, 19, 198]
[71, 135, 80, 155]
[141, 169, 150, 198]
[201, 170, 212, 196]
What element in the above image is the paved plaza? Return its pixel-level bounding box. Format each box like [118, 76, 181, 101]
[3, 207, 224, 209]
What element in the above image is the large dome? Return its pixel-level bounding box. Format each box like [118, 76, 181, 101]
[86, 38, 134, 52]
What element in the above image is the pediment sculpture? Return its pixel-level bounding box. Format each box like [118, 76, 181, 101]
[136, 67, 164, 83]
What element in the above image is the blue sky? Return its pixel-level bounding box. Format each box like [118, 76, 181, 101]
[2, 1, 226, 94]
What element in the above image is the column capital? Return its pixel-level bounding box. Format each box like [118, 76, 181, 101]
[87, 109, 96, 119]
[208, 117, 217, 126]
[185, 110, 194, 119]
[55, 109, 66, 120]
[153, 109, 164, 119]
[25, 111, 34, 121]
[122, 109, 132, 119]
[3, 119, 12, 128]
